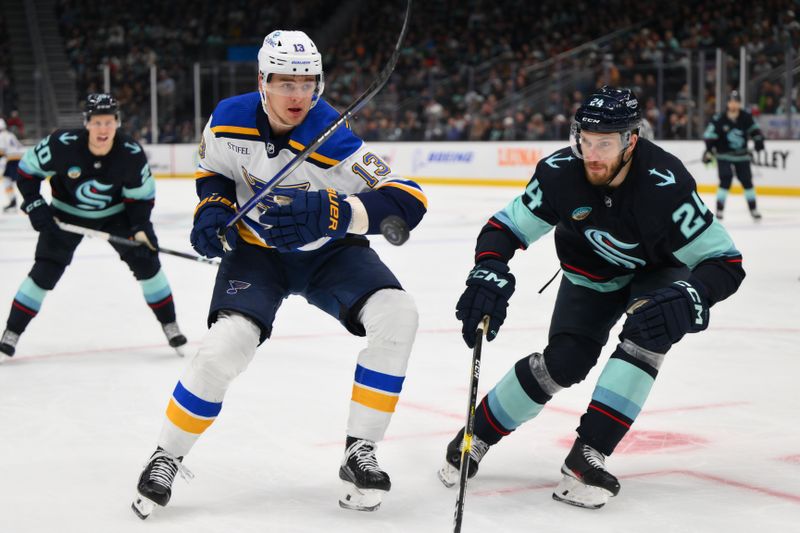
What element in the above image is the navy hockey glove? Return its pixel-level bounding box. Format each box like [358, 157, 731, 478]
[129, 222, 159, 259]
[22, 197, 58, 233]
[259, 188, 352, 252]
[455, 259, 516, 348]
[190, 194, 238, 258]
[701, 150, 714, 165]
[621, 280, 709, 353]
[754, 139, 765, 152]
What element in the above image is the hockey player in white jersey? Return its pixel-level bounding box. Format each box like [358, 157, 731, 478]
[132, 30, 427, 519]
[0, 118, 25, 212]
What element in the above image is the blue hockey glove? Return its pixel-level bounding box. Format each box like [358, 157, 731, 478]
[22, 196, 58, 233]
[455, 259, 516, 348]
[190, 194, 238, 258]
[259, 188, 352, 252]
[701, 150, 714, 165]
[621, 280, 709, 353]
[129, 222, 159, 259]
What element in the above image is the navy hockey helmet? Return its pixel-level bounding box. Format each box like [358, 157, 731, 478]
[570, 86, 641, 160]
[83, 93, 119, 122]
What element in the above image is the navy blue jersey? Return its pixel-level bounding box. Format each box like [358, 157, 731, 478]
[703, 110, 764, 161]
[16, 129, 154, 224]
[475, 139, 744, 305]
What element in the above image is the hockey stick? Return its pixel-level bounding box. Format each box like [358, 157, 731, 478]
[453, 315, 489, 533]
[217, 0, 413, 250]
[55, 220, 220, 266]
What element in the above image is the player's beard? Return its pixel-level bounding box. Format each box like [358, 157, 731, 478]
[583, 153, 623, 187]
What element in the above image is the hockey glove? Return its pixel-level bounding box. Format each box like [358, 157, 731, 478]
[22, 197, 58, 233]
[701, 150, 714, 165]
[190, 194, 238, 258]
[129, 222, 159, 259]
[621, 279, 709, 353]
[259, 188, 352, 252]
[754, 139, 765, 152]
[455, 259, 516, 348]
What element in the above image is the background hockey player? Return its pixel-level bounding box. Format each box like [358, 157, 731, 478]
[438, 87, 745, 509]
[702, 90, 766, 220]
[0, 94, 187, 360]
[0, 118, 25, 212]
[132, 30, 427, 518]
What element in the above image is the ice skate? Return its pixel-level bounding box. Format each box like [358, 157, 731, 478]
[0, 329, 19, 361]
[132, 447, 193, 519]
[749, 208, 762, 221]
[715, 207, 724, 220]
[552, 438, 620, 509]
[437, 427, 491, 488]
[3, 197, 16, 213]
[162, 322, 188, 356]
[338, 438, 391, 511]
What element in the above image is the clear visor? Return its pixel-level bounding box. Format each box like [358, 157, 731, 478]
[263, 79, 319, 98]
[569, 121, 632, 160]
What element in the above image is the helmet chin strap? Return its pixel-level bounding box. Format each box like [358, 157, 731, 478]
[601, 149, 632, 188]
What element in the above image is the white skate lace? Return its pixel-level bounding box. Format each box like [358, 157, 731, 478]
[345, 440, 382, 473]
[147, 449, 195, 488]
[463, 435, 490, 463]
[1, 330, 19, 347]
[162, 322, 182, 341]
[581, 444, 607, 471]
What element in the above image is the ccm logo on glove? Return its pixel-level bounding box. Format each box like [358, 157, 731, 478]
[674, 280, 705, 327]
[468, 266, 511, 289]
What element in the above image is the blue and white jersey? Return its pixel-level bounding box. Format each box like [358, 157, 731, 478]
[196, 92, 427, 251]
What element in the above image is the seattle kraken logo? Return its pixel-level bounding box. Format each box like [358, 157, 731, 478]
[75, 180, 114, 210]
[226, 280, 251, 295]
[584, 228, 646, 269]
[727, 129, 745, 151]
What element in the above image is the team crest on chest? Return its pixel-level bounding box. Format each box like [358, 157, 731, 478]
[240, 165, 310, 211]
[584, 228, 646, 269]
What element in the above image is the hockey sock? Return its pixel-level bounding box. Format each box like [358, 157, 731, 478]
[474, 353, 555, 445]
[716, 187, 729, 211]
[577, 339, 666, 455]
[157, 312, 260, 456]
[744, 188, 757, 210]
[347, 289, 417, 442]
[138, 269, 176, 324]
[6, 277, 49, 334]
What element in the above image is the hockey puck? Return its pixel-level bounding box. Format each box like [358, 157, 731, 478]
[380, 215, 410, 246]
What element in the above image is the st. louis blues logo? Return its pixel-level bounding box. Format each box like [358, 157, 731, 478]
[240, 166, 310, 212]
[226, 280, 251, 295]
[584, 228, 646, 269]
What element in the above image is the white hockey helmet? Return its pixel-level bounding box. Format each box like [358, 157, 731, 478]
[0, 118, 6, 131]
[258, 30, 324, 112]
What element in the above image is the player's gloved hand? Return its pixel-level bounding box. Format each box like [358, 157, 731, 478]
[754, 139, 765, 152]
[22, 196, 58, 233]
[701, 150, 714, 165]
[621, 279, 709, 353]
[455, 259, 516, 348]
[259, 188, 352, 252]
[129, 222, 159, 258]
[190, 194, 238, 258]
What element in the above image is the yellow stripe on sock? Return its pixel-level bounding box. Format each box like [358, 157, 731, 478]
[166, 398, 215, 434]
[351, 384, 399, 413]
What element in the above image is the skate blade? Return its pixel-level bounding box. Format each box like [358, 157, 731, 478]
[437, 462, 459, 488]
[172, 345, 187, 357]
[131, 493, 157, 520]
[338, 480, 385, 512]
[551, 473, 613, 510]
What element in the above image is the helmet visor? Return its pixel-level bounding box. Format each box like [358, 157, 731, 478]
[570, 121, 632, 160]
[264, 79, 318, 98]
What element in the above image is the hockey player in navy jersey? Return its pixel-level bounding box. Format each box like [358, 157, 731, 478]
[132, 30, 427, 518]
[438, 87, 744, 509]
[0, 94, 187, 360]
[703, 90, 765, 220]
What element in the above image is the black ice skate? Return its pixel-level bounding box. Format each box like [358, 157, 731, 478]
[552, 438, 620, 509]
[132, 447, 193, 520]
[715, 207, 724, 220]
[437, 427, 491, 488]
[162, 322, 188, 356]
[750, 208, 762, 221]
[3, 197, 16, 213]
[338, 438, 391, 511]
[0, 329, 19, 361]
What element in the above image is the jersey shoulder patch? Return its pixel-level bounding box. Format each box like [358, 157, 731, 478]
[289, 98, 362, 166]
[209, 92, 261, 140]
[636, 140, 696, 196]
